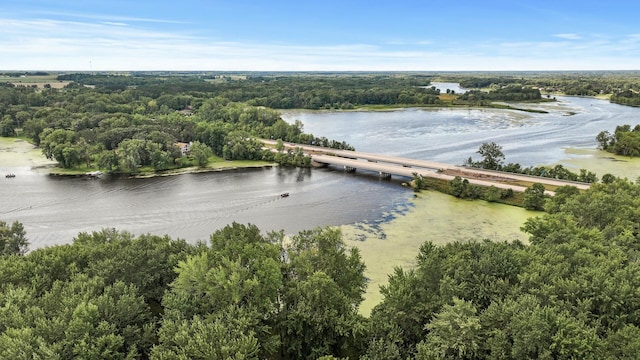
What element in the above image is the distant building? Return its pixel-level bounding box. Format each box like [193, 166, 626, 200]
[177, 105, 193, 116]
[175, 142, 192, 156]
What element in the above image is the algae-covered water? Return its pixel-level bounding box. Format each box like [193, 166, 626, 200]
[561, 147, 640, 181]
[0, 137, 56, 170]
[342, 191, 533, 315]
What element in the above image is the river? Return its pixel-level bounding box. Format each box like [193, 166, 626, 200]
[0, 163, 412, 248]
[2, 94, 640, 313]
[2, 94, 640, 248]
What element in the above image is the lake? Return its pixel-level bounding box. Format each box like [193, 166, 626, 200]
[282, 96, 640, 168]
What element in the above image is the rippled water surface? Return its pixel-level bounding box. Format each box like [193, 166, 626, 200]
[0, 166, 411, 248]
[283, 96, 640, 167]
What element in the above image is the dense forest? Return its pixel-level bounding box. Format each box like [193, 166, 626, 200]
[0, 76, 363, 173]
[456, 85, 542, 102]
[0, 73, 555, 173]
[2, 175, 640, 358]
[55, 73, 444, 109]
[610, 90, 640, 107]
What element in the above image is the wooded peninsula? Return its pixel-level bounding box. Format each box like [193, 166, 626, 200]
[2, 71, 640, 359]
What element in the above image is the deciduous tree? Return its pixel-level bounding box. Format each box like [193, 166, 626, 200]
[523, 183, 547, 210]
[0, 221, 28, 256]
[476, 141, 505, 170]
[189, 141, 212, 167]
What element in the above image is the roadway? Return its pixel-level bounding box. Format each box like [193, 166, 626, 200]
[261, 139, 592, 194]
[310, 154, 551, 195]
[262, 140, 455, 169]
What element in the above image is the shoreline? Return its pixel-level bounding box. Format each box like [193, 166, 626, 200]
[124, 162, 277, 179]
[280, 91, 623, 117]
[48, 161, 278, 179]
[279, 100, 551, 114]
[0, 137, 277, 178]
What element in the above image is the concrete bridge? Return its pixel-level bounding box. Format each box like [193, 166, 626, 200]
[262, 140, 592, 196]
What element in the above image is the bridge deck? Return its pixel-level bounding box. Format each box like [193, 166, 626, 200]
[311, 154, 550, 195]
[262, 140, 591, 195]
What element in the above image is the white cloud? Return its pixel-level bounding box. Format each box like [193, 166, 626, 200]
[33, 10, 186, 24]
[101, 21, 128, 27]
[553, 33, 582, 40]
[385, 39, 433, 46]
[0, 18, 638, 71]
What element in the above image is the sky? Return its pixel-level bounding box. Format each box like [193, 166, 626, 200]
[1, 0, 639, 71]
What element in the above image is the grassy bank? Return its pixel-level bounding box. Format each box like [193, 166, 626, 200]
[49, 155, 276, 178]
[419, 176, 526, 207]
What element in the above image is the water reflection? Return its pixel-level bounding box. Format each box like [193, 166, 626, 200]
[277, 167, 312, 183]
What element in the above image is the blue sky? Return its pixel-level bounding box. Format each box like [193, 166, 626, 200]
[1, 0, 639, 71]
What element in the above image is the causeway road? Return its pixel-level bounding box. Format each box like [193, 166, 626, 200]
[261, 140, 591, 194]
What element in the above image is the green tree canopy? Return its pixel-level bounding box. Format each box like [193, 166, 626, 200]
[0, 220, 28, 256]
[476, 142, 505, 170]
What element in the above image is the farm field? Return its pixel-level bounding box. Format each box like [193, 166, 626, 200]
[0, 74, 69, 88]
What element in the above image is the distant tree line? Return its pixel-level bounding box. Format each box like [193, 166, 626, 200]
[456, 85, 542, 103]
[55, 73, 442, 110]
[458, 77, 521, 88]
[445, 72, 640, 106]
[0, 72, 50, 77]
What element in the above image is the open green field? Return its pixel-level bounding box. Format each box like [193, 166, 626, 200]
[0, 74, 69, 88]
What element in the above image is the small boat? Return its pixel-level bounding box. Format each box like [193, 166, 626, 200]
[5, 173, 15, 178]
[280, 192, 290, 198]
[85, 171, 103, 179]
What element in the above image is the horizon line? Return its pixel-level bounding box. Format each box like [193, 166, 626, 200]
[3, 69, 640, 73]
